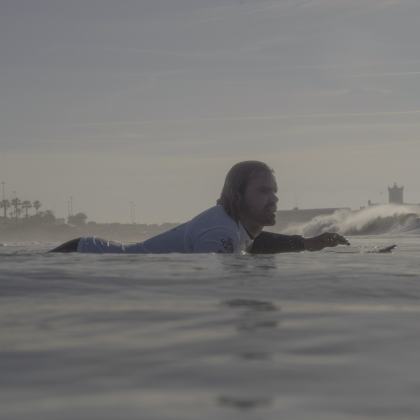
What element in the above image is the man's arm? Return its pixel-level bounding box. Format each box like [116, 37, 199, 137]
[249, 231, 350, 254]
[303, 232, 350, 251]
[249, 231, 305, 254]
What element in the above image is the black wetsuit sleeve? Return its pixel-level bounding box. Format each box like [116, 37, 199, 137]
[249, 231, 305, 254]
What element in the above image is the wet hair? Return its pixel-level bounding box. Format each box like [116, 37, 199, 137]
[217, 161, 275, 222]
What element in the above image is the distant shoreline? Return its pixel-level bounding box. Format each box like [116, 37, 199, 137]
[0, 220, 181, 244]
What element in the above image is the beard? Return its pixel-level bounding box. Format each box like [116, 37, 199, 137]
[239, 200, 277, 226]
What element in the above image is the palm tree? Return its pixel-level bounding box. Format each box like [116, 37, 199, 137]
[21, 200, 32, 218]
[16, 206, 23, 219]
[43, 209, 56, 224]
[33, 200, 42, 214]
[11, 198, 22, 223]
[0, 199, 10, 219]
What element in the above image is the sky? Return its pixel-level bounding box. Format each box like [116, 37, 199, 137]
[1, 0, 420, 223]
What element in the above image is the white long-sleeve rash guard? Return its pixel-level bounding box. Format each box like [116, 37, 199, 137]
[77, 205, 253, 254]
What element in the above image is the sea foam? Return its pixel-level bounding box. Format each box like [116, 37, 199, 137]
[281, 204, 420, 237]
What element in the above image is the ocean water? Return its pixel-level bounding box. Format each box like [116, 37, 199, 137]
[1, 232, 420, 419]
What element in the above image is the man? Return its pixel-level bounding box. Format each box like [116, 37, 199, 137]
[50, 161, 349, 254]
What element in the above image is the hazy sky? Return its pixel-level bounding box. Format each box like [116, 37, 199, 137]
[1, 0, 420, 223]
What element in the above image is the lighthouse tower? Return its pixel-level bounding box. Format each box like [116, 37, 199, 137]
[388, 183, 403, 204]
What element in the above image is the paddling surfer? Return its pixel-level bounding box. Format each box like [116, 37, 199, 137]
[49, 161, 350, 254]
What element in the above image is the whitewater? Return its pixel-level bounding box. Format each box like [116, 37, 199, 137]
[1, 206, 420, 420]
[282, 204, 420, 237]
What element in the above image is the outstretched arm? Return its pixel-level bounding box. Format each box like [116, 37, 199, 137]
[249, 231, 349, 254]
[249, 231, 305, 254]
[303, 232, 350, 251]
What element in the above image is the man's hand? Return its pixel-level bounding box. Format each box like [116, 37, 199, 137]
[303, 232, 350, 252]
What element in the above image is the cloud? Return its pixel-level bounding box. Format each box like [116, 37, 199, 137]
[62, 109, 420, 127]
[282, 123, 420, 136]
[340, 72, 420, 78]
[186, 0, 304, 26]
[268, 60, 420, 71]
[75, 69, 189, 113]
[43, 44, 204, 59]
[296, 0, 416, 11]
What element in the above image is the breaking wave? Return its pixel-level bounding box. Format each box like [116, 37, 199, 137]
[281, 205, 420, 237]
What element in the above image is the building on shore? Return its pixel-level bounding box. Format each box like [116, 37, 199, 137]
[368, 183, 418, 206]
[388, 183, 404, 204]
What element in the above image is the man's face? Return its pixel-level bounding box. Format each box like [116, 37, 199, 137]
[238, 171, 279, 228]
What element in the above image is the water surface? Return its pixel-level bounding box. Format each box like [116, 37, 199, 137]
[1, 236, 420, 419]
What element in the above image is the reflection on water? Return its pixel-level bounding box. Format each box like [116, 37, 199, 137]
[221, 299, 279, 313]
[222, 299, 280, 331]
[236, 320, 278, 331]
[220, 255, 278, 277]
[217, 396, 273, 410]
[236, 351, 272, 361]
